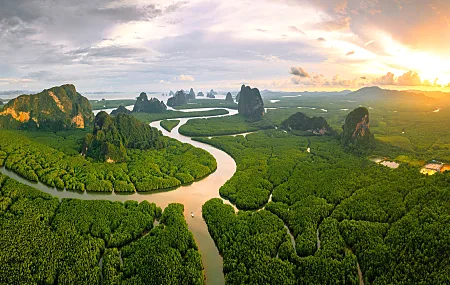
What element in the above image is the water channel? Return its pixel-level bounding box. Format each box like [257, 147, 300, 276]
[1, 108, 241, 285]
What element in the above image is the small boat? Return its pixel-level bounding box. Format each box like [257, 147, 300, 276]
[191, 212, 194, 218]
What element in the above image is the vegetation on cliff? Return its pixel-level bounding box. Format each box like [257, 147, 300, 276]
[238, 85, 265, 120]
[110, 105, 131, 116]
[225, 92, 234, 103]
[167, 91, 188, 107]
[0, 84, 93, 131]
[132, 92, 167, 113]
[83, 112, 165, 162]
[282, 112, 334, 135]
[341, 107, 375, 154]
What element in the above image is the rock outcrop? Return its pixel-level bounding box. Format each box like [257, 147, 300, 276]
[169, 91, 175, 97]
[237, 85, 265, 120]
[111, 105, 131, 116]
[83, 112, 165, 162]
[132, 92, 167, 113]
[207, 89, 217, 98]
[236, 91, 241, 102]
[225, 92, 234, 103]
[197, 92, 205, 97]
[167, 90, 188, 107]
[341, 107, 375, 151]
[187, 88, 196, 100]
[282, 112, 334, 135]
[0, 84, 93, 130]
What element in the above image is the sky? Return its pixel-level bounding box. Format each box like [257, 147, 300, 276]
[0, 0, 450, 93]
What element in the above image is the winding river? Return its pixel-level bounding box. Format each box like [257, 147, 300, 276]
[1, 108, 241, 285]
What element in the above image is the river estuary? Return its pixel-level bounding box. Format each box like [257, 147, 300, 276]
[1, 108, 241, 285]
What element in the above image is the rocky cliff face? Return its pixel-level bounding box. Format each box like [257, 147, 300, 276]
[341, 107, 375, 151]
[167, 90, 188, 107]
[132, 92, 167, 113]
[83, 111, 165, 162]
[187, 88, 196, 100]
[282, 112, 333, 135]
[225, 92, 234, 103]
[237, 85, 264, 120]
[0, 84, 93, 130]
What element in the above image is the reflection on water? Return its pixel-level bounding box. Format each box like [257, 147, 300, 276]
[1, 108, 241, 285]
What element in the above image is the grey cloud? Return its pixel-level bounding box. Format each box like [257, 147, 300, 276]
[318, 17, 351, 30]
[289, 26, 306, 34]
[317, 37, 326, 41]
[290, 67, 310, 77]
[90, 5, 162, 22]
[70, 46, 148, 59]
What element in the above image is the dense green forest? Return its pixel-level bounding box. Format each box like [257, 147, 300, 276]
[0, 174, 203, 284]
[84, 112, 165, 162]
[172, 99, 238, 110]
[160, 120, 180, 132]
[90, 99, 136, 110]
[0, 130, 216, 192]
[198, 129, 450, 284]
[132, 109, 228, 123]
[179, 114, 274, 136]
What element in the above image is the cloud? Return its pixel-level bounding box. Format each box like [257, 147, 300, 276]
[290, 67, 310, 78]
[397, 71, 422, 86]
[0, 78, 34, 85]
[256, 29, 267, 32]
[70, 45, 148, 59]
[290, 67, 367, 87]
[317, 37, 326, 41]
[346, 51, 355, 56]
[371, 71, 442, 87]
[90, 5, 163, 22]
[179, 74, 195, 81]
[318, 17, 351, 31]
[289, 26, 306, 34]
[364, 40, 375, 46]
[372, 72, 396, 85]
